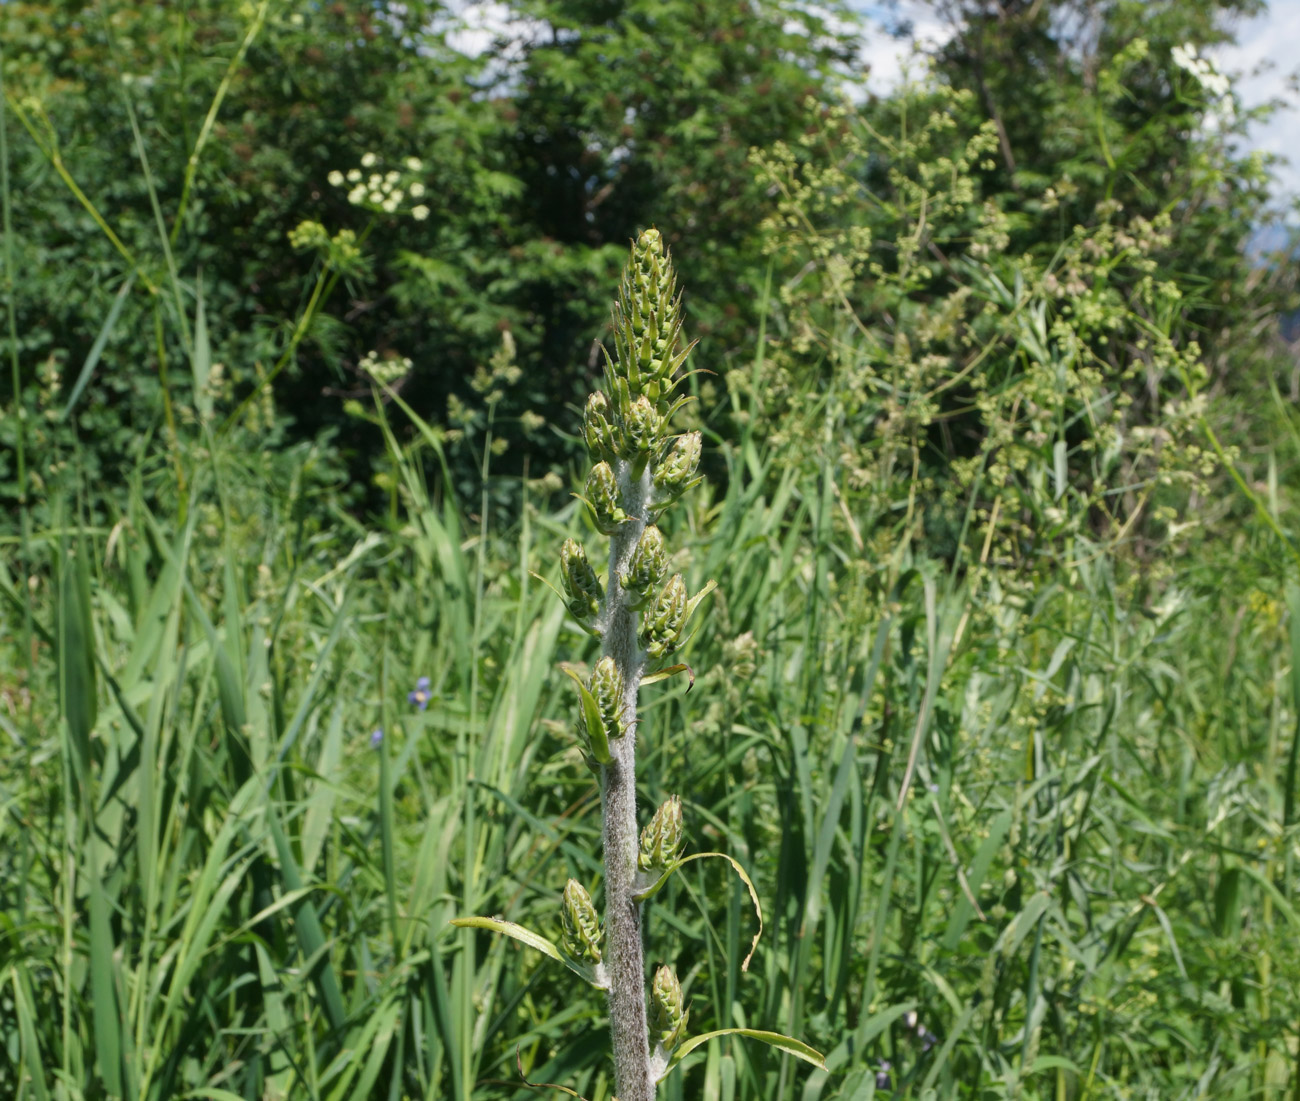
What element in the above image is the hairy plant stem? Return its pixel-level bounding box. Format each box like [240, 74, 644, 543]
[600, 461, 654, 1101]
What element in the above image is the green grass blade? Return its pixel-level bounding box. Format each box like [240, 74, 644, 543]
[61, 274, 135, 421]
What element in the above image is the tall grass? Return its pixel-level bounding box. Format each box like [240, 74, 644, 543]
[3, 312, 1299, 1099]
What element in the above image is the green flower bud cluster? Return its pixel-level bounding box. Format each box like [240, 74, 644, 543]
[623, 395, 663, 467]
[585, 462, 627, 534]
[560, 538, 603, 627]
[638, 795, 684, 873]
[640, 574, 687, 658]
[584, 391, 620, 464]
[621, 526, 668, 610]
[652, 431, 703, 507]
[611, 229, 693, 414]
[649, 965, 688, 1054]
[576, 656, 626, 757]
[579, 231, 695, 482]
[561, 879, 603, 964]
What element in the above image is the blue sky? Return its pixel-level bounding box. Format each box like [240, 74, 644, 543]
[1209, 1, 1300, 209]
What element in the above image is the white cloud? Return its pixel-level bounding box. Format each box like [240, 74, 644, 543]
[850, 2, 954, 97]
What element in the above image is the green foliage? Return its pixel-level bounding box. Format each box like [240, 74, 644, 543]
[3, 0, 1300, 1099]
[1, 0, 861, 512]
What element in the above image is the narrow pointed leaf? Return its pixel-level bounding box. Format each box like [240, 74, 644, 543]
[634, 851, 763, 970]
[640, 663, 694, 689]
[192, 282, 212, 419]
[561, 667, 612, 764]
[683, 579, 717, 627]
[62, 274, 135, 420]
[449, 917, 607, 988]
[659, 1029, 827, 1082]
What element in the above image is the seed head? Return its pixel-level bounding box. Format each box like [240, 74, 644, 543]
[724, 631, 759, 681]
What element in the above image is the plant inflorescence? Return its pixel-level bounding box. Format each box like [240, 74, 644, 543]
[454, 229, 823, 1098]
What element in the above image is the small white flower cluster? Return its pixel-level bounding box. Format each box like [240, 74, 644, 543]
[359, 349, 413, 386]
[1170, 42, 1230, 99]
[326, 153, 430, 220]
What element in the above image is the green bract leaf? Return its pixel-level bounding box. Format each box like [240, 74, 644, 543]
[561, 667, 613, 764]
[450, 916, 560, 960]
[684, 578, 718, 621]
[640, 663, 695, 689]
[657, 1028, 827, 1083]
[634, 851, 763, 970]
[448, 917, 607, 989]
[530, 569, 568, 605]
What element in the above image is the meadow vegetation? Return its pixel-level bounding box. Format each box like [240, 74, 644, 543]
[2, 1, 1299, 1098]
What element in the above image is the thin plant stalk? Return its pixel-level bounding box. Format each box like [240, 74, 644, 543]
[452, 229, 821, 1098]
[601, 472, 653, 1100]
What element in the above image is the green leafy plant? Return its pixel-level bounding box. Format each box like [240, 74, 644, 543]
[454, 228, 823, 1098]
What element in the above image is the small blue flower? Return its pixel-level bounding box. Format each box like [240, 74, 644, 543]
[408, 675, 432, 711]
[875, 1059, 892, 1090]
[370, 727, 384, 748]
[919, 1028, 937, 1053]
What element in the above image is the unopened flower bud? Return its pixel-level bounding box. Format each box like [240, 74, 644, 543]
[584, 391, 618, 462]
[653, 431, 702, 503]
[649, 964, 688, 1052]
[640, 573, 687, 657]
[588, 656, 625, 741]
[639, 795, 684, 872]
[560, 879, 602, 964]
[586, 461, 627, 534]
[622, 394, 662, 460]
[621, 526, 668, 609]
[628, 229, 675, 324]
[560, 539, 603, 624]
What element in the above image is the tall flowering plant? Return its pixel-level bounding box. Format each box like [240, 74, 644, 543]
[454, 230, 823, 1098]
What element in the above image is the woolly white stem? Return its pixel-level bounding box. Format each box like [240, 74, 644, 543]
[600, 461, 654, 1101]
